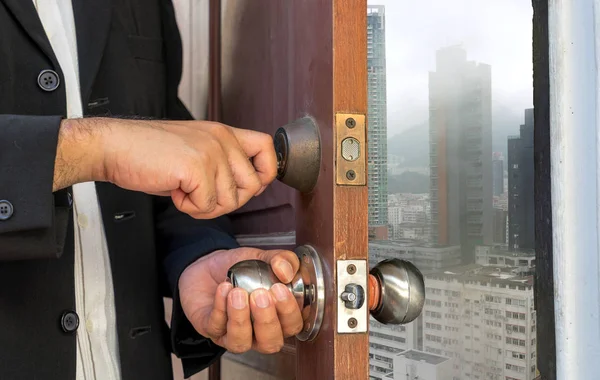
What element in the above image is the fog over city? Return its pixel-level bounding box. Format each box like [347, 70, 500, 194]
[368, 0, 533, 137]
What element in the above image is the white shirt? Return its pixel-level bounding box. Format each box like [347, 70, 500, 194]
[32, 1, 121, 379]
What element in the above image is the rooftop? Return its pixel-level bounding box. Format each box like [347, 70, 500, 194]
[478, 245, 535, 258]
[369, 239, 460, 250]
[397, 349, 449, 365]
[396, 222, 429, 228]
[426, 263, 533, 287]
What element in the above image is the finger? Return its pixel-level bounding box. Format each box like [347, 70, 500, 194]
[218, 289, 253, 353]
[231, 129, 277, 186]
[255, 185, 268, 197]
[204, 282, 233, 340]
[270, 283, 303, 337]
[249, 289, 284, 354]
[207, 248, 300, 284]
[171, 162, 218, 218]
[214, 156, 239, 213]
[146, 190, 172, 197]
[269, 251, 300, 283]
[227, 148, 263, 206]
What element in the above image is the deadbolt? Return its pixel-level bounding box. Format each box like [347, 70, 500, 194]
[274, 117, 321, 193]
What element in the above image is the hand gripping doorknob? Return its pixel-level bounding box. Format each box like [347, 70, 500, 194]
[227, 247, 426, 341]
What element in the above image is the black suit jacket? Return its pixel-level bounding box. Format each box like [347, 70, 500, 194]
[0, 0, 238, 379]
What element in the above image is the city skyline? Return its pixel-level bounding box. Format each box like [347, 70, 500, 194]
[366, 4, 538, 380]
[367, 0, 533, 137]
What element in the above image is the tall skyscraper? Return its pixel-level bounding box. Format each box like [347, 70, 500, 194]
[492, 152, 505, 196]
[367, 5, 388, 228]
[429, 45, 494, 261]
[508, 109, 535, 251]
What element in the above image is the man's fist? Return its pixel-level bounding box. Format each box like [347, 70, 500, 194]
[178, 247, 304, 354]
[54, 118, 277, 219]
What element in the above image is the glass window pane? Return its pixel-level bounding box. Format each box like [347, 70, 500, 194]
[367, 1, 539, 379]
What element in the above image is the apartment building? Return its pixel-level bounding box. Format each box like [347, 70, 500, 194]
[423, 264, 537, 380]
[429, 45, 494, 260]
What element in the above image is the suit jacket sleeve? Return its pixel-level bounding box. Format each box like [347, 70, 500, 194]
[159, 1, 238, 375]
[0, 115, 72, 261]
[155, 196, 239, 378]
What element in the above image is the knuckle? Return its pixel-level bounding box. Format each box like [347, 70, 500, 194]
[201, 193, 218, 212]
[228, 341, 252, 354]
[258, 342, 283, 355]
[208, 321, 226, 337]
[257, 316, 279, 329]
[229, 317, 248, 329]
[228, 182, 240, 207]
[208, 122, 233, 137]
[286, 322, 303, 337]
[260, 132, 274, 148]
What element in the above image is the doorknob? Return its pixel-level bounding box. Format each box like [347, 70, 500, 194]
[227, 247, 425, 341]
[227, 245, 325, 341]
[367, 259, 425, 325]
[273, 117, 321, 193]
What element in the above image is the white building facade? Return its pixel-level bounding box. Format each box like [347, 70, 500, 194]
[423, 265, 537, 380]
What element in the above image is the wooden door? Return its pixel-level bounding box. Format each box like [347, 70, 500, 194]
[219, 0, 369, 379]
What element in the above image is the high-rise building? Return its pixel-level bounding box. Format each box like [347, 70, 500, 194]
[369, 318, 422, 379]
[508, 109, 534, 251]
[429, 45, 494, 261]
[493, 152, 505, 196]
[369, 240, 461, 380]
[367, 5, 388, 228]
[493, 208, 508, 245]
[423, 261, 537, 380]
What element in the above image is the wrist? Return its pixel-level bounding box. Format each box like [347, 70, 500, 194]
[53, 118, 107, 190]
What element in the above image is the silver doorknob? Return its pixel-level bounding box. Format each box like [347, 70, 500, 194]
[227, 260, 307, 311]
[227, 245, 324, 342]
[228, 251, 425, 341]
[368, 259, 425, 325]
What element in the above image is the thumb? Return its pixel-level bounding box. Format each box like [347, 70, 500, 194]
[210, 247, 300, 284]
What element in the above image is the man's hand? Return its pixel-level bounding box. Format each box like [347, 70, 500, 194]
[178, 247, 304, 354]
[54, 118, 277, 219]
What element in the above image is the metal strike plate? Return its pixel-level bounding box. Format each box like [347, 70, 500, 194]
[335, 113, 366, 185]
[337, 260, 368, 333]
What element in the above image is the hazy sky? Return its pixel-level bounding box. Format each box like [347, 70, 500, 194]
[368, 0, 534, 136]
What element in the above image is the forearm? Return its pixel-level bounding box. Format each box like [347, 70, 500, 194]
[53, 118, 107, 191]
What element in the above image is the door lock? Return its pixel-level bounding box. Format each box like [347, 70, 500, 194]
[273, 117, 321, 193]
[227, 247, 425, 339]
[227, 245, 324, 341]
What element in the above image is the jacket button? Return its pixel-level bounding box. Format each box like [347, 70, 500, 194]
[37, 69, 60, 92]
[60, 311, 79, 333]
[0, 200, 13, 221]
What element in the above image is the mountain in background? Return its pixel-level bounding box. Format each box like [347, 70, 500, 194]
[387, 104, 525, 167]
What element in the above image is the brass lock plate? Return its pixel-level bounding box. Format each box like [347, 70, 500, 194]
[335, 113, 366, 186]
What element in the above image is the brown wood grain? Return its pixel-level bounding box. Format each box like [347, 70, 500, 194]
[221, 1, 368, 379]
[296, 1, 369, 379]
